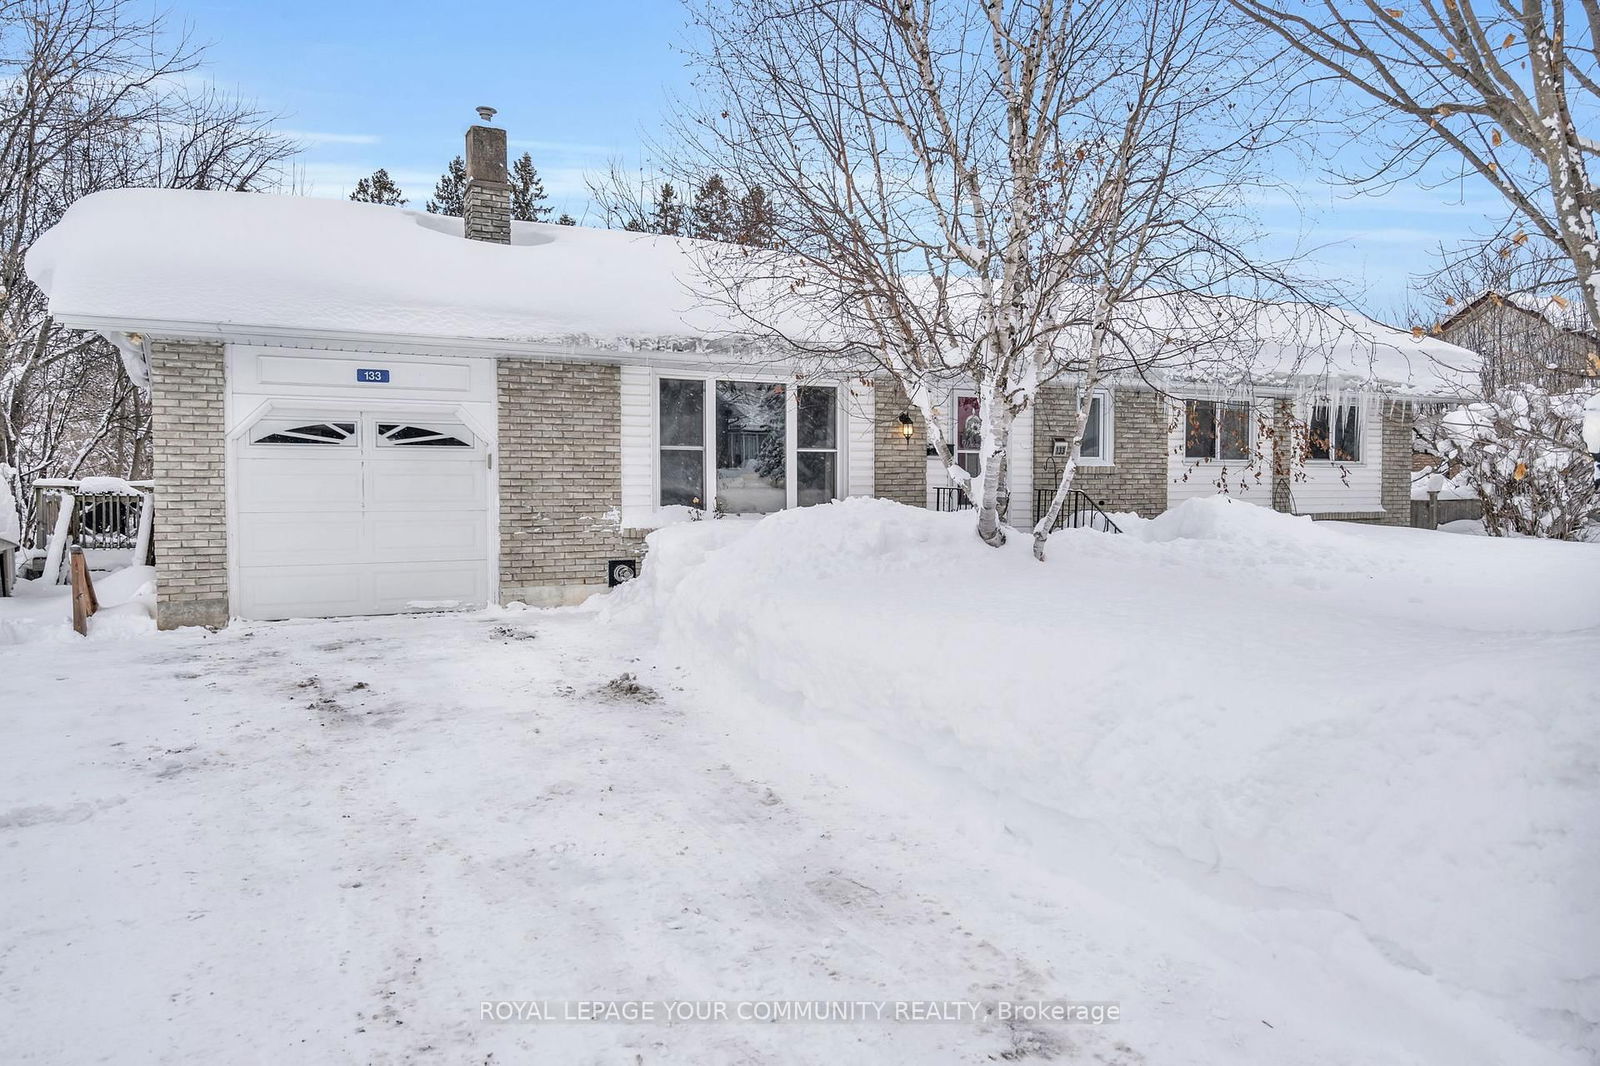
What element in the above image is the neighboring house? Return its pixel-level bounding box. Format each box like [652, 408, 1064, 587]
[25, 117, 1478, 628]
[1436, 289, 1597, 395]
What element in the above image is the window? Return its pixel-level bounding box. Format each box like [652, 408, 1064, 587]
[376, 422, 472, 447]
[955, 395, 982, 476]
[1078, 390, 1113, 464]
[796, 385, 838, 507]
[657, 377, 842, 512]
[250, 420, 356, 446]
[716, 381, 786, 514]
[1306, 401, 1361, 462]
[659, 378, 706, 507]
[1184, 399, 1250, 461]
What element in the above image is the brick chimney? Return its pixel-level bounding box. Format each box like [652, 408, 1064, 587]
[463, 107, 510, 244]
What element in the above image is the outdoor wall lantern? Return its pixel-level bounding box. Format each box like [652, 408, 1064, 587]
[898, 411, 916, 439]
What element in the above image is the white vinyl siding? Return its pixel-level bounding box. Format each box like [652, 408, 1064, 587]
[1165, 393, 1385, 514]
[846, 380, 875, 496]
[619, 365, 654, 525]
[1285, 394, 1384, 515]
[1009, 403, 1033, 521]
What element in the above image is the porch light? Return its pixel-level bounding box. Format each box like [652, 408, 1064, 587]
[898, 411, 915, 439]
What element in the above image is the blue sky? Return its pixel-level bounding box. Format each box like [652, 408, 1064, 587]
[187, 0, 1505, 319]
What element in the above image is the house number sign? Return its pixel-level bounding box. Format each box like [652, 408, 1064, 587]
[356, 368, 391, 383]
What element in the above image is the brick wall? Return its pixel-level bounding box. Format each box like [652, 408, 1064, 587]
[873, 380, 927, 507]
[148, 339, 228, 629]
[1379, 400, 1414, 526]
[497, 359, 643, 605]
[1031, 384, 1167, 521]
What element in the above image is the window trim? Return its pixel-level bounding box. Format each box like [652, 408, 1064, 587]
[795, 384, 841, 508]
[953, 393, 983, 477]
[1077, 388, 1115, 467]
[1181, 397, 1254, 463]
[1303, 397, 1365, 465]
[654, 372, 845, 513]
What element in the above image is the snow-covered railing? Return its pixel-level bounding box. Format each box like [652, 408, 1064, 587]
[30, 478, 154, 582]
[1032, 489, 1122, 534]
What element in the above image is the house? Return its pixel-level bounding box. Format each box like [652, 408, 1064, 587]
[24, 116, 1479, 628]
[1436, 289, 1597, 395]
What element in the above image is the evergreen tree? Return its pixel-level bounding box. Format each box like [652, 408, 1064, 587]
[690, 173, 737, 242]
[426, 156, 466, 216]
[649, 182, 685, 236]
[736, 185, 774, 247]
[349, 168, 406, 206]
[509, 152, 551, 223]
[556, 213, 576, 226]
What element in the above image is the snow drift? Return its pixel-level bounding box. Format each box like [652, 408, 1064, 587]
[619, 497, 1600, 1054]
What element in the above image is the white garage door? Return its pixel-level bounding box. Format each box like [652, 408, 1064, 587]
[236, 413, 491, 620]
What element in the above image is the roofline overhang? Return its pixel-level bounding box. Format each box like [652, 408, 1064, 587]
[54, 311, 1479, 402]
[47, 311, 759, 367]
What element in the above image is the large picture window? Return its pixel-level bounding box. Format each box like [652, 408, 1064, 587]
[1306, 401, 1361, 462]
[716, 381, 786, 514]
[1184, 399, 1251, 461]
[657, 377, 841, 512]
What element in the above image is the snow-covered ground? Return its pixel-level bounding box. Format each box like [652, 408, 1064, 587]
[3, 500, 1595, 1064]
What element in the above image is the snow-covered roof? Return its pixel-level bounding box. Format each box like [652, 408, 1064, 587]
[27, 188, 1480, 397]
[26, 189, 744, 349]
[1147, 301, 1481, 399]
[1441, 288, 1595, 335]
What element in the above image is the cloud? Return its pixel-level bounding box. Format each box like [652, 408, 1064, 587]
[280, 130, 382, 146]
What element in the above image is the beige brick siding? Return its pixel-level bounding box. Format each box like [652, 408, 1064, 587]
[1031, 385, 1167, 521]
[873, 380, 927, 507]
[497, 359, 644, 605]
[1380, 400, 1415, 526]
[148, 339, 229, 629]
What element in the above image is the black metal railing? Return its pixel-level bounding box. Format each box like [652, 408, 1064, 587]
[1033, 488, 1122, 534]
[932, 486, 974, 512]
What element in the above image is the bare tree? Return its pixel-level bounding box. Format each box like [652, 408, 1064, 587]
[1230, 0, 1600, 333]
[670, 0, 1306, 551]
[0, 0, 297, 541]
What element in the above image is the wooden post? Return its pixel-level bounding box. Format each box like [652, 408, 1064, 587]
[69, 546, 98, 636]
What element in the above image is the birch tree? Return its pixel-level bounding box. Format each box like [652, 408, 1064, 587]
[1230, 0, 1600, 335]
[674, 0, 1303, 550]
[0, 0, 295, 539]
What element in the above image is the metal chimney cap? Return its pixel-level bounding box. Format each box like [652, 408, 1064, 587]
[475, 106, 497, 123]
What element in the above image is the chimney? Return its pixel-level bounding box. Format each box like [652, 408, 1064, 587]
[463, 106, 510, 244]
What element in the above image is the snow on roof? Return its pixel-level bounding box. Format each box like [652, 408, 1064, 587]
[26, 189, 744, 348]
[27, 188, 1480, 397]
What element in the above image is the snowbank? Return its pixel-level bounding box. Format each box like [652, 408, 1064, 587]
[624, 497, 1600, 1052]
[0, 565, 155, 645]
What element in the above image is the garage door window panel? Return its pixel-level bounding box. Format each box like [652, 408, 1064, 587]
[376, 422, 474, 448]
[251, 420, 357, 446]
